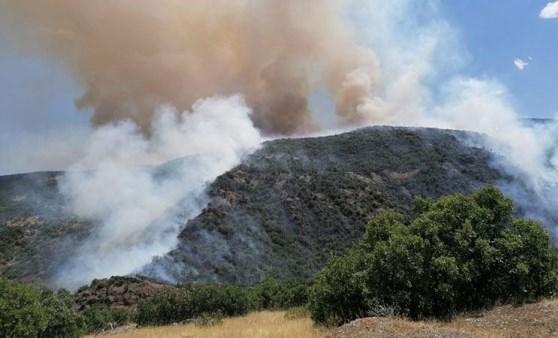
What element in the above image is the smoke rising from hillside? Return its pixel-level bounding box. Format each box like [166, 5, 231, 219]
[2, 0, 558, 286]
[54, 96, 261, 289]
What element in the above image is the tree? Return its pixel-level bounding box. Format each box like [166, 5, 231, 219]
[310, 186, 558, 325]
[0, 280, 82, 338]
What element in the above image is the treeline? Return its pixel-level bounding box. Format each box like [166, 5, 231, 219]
[137, 278, 308, 326]
[2, 186, 558, 337]
[0, 279, 136, 337]
[0, 277, 310, 337]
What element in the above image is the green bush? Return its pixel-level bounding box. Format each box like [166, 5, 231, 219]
[251, 278, 309, 310]
[81, 305, 136, 333]
[137, 279, 310, 326]
[137, 288, 190, 326]
[310, 186, 558, 325]
[137, 284, 251, 326]
[308, 251, 368, 325]
[0, 280, 82, 338]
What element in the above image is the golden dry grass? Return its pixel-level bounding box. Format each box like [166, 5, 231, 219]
[328, 299, 558, 338]
[88, 300, 558, 338]
[87, 311, 330, 338]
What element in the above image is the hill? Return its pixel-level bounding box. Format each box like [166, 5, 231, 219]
[140, 126, 509, 284]
[0, 126, 527, 286]
[0, 172, 94, 284]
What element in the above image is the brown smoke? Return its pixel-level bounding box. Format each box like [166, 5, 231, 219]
[4, 0, 383, 135]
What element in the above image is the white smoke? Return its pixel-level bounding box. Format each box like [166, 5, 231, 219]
[352, 0, 558, 240]
[54, 95, 262, 289]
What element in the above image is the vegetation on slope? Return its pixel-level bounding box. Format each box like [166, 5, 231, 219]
[0, 172, 93, 284]
[3, 186, 558, 336]
[150, 127, 507, 284]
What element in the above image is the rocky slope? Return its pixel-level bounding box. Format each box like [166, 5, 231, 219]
[140, 126, 510, 284]
[0, 172, 94, 284]
[0, 126, 529, 287]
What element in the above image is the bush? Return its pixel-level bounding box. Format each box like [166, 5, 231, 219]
[308, 251, 368, 325]
[137, 279, 310, 326]
[309, 186, 558, 325]
[38, 289, 83, 337]
[0, 280, 82, 338]
[81, 305, 136, 333]
[137, 284, 251, 326]
[251, 278, 309, 310]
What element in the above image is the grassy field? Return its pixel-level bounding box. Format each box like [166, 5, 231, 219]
[88, 300, 558, 338]
[86, 311, 330, 338]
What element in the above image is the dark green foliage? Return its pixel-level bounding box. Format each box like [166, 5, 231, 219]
[137, 279, 310, 326]
[159, 127, 506, 285]
[81, 305, 136, 333]
[308, 251, 368, 326]
[185, 284, 251, 317]
[251, 278, 309, 310]
[137, 284, 251, 326]
[38, 289, 84, 338]
[0, 280, 82, 338]
[309, 186, 558, 325]
[0, 172, 94, 283]
[137, 288, 189, 326]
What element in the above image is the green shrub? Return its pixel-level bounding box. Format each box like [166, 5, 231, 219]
[186, 284, 251, 318]
[81, 305, 136, 333]
[137, 288, 190, 326]
[308, 251, 368, 325]
[0, 280, 82, 338]
[137, 279, 310, 326]
[309, 186, 558, 325]
[137, 284, 251, 326]
[38, 289, 83, 338]
[251, 278, 309, 310]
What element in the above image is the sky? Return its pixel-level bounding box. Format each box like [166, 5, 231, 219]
[441, 0, 558, 118]
[0, 0, 557, 175]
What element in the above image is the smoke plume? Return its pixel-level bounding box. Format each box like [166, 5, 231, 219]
[54, 95, 261, 289]
[3, 0, 386, 135]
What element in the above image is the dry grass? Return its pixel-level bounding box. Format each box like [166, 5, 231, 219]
[88, 300, 558, 338]
[328, 299, 558, 338]
[87, 311, 330, 338]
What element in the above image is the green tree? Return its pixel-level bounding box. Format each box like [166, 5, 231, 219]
[0, 279, 49, 338]
[0, 280, 82, 338]
[310, 186, 558, 325]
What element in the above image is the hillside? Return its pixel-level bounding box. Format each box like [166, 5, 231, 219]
[140, 126, 509, 284]
[0, 126, 521, 286]
[0, 172, 94, 284]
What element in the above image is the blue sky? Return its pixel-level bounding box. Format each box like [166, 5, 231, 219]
[441, 0, 558, 117]
[0, 1, 557, 174]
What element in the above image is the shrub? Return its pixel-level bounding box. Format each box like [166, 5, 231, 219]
[309, 186, 558, 325]
[0, 280, 82, 338]
[308, 251, 368, 325]
[81, 305, 136, 333]
[251, 278, 309, 310]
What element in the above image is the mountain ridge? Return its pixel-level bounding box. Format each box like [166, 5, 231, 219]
[0, 126, 539, 287]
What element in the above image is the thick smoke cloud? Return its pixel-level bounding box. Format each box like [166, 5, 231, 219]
[3, 0, 385, 135]
[54, 95, 261, 289]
